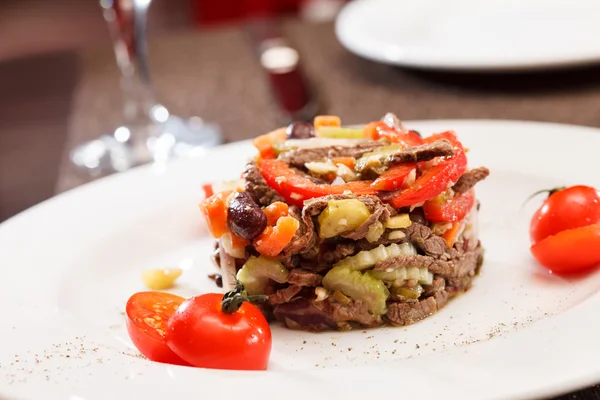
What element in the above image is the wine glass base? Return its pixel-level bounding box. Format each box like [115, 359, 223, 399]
[70, 115, 223, 178]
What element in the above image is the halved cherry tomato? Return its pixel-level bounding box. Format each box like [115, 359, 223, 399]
[389, 132, 467, 209]
[363, 122, 424, 147]
[254, 215, 299, 257]
[264, 201, 289, 226]
[125, 291, 189, 366]
[371, 163, 417, 191]
[199, 190, 234, 238]
[253, 127, 287, 159]
[258, 158, 377, 206]
[530, 185, 600, 244]
[530, 224, 600, 273]
[165, 292, 272, 370]
[423, 189, 475, 223]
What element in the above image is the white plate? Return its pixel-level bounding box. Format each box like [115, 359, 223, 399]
[1, 120, 600, 400]
[335, 0, 600, 71]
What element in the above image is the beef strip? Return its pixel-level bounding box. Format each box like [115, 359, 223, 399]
[452, 245, 481, 278]
[279, 142, 385, 168]
[276, 254, 300, 269]
[287, 269, 322, 286]
[385, 290, 449, 326]
[452, 167, 490, 193]
[433, 290, 450, 309]
[374, 244, 482, 278]
[347, 228, 410, 253]
[273, 298, 337, 331]
[385, 140, 455, 166]
[303, 194, 396, 242]
[446, 275, 476, 295]
[282, 205, 317, 256]
[409, 208, 428, 226]
[302, 242, 357, 271]
[422, 277, 446, 297]
[341, 203, 394, 240]
[268, 285, 302, 305]
[303, 193, 375, 216]
[243, 161, 284, 206]
[403, 223, 447, 257]
[374, 254, 455, 276]
[329, 299, 383, 327]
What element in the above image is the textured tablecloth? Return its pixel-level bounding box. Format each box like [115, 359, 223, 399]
[57, 20, 600, 399]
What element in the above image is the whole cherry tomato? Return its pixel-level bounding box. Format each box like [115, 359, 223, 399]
[125, 291, 190, 366]
[529, 185, 600, 273]
[530, 185, 600, 244]
[165, 284, 272, 370]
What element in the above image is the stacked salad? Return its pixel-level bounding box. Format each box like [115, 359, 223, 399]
[200, 113, 489, 332]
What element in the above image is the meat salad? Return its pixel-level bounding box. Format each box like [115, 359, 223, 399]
[200, 113, 489, 332]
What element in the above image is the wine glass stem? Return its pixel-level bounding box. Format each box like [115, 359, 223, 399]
[102, 0, 157, 127]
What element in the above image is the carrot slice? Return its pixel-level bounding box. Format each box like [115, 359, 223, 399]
[231, 233, 250, 249]
[254, 216, 299, 257]
[264, 202, 289, 226]
[332, 157, 356, 169]
[314, 115, 341, 129]
[442, 222, 463, 248]
[199, 191, 233, 238]
[253, 127, 287, 159]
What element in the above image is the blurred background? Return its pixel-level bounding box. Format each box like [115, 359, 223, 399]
[0, 0, 349, 221]
[2, 0, 600, 237]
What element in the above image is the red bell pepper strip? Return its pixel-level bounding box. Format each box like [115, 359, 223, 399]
[423, 189, 475, 223]
[371, 163, 417, 191]
[363, 122, 424, 147]
[388, 131, 468, 209]
[442, 222, 464, 248]
[258, 158, 377, 207]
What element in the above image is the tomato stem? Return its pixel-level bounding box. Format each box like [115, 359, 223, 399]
[221, 281, 268, 315]
[523, 186, 567, 207]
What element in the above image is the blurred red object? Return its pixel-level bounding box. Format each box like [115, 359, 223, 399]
[193, 0, 306, 26]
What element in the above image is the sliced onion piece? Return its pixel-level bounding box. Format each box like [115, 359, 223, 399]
[218, 239, 238, 290]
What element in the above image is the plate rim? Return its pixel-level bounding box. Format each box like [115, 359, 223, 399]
[2, 118, 600, 400]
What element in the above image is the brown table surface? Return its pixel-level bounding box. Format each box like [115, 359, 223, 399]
[7, 20, 600, 398]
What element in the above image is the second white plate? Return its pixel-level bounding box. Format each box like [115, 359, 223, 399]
[336, 0, 600, 71]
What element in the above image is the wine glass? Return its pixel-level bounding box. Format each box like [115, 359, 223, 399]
[71, 0, 222, 177]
